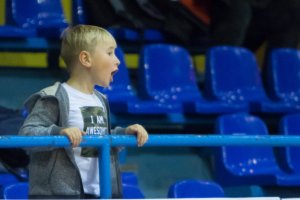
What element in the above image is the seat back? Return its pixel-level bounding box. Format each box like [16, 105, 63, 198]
[95, 47, 136, 101]
[9, 0, 68, 29]
[3, 183, 28, 199]
[206, 46, 267, 103]
[168, 179, 225, 198]
[122, 184, 145, 199]
[138, 44, 202, 102]
[121, 172, 139, 186]
[279, 114, 300, 173]
[216, 113, 279, 174]
[268, 48, 300, 103]
[0, 173, 22, 198]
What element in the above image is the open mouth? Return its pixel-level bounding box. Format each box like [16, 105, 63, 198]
[110, 69, 118, 81]
[111, 69, 118, 77]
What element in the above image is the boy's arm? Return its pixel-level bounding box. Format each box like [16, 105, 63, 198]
[19, 97, 62, 137]
[111, 126, 126, 135]
[19, 97, 67, 152]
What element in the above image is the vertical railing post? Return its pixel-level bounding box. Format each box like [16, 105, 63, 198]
[99, 141, 111, 199]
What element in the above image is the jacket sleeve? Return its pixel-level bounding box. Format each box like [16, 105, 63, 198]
[111, 126, 126, 135]
[19, 97, 63, 136]
[19, 97, 65, 152]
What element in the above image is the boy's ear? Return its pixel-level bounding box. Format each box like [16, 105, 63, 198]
[79, 51, 92, 67]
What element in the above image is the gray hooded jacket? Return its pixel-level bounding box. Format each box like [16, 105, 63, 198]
[18, 82, 124, 198]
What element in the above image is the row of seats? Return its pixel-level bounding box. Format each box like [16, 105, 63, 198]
[96, 44, 300, 114]
[1, 182, 145, 199]
[2, 112, 300, 198]
[0, 172, 225, 198]
[2, 0, 299, 115]
[0, 171, 145, 199]
[0, 0, 164, 42]
[214, 113, 300, 186]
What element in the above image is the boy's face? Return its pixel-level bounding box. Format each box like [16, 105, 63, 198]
[90, 41, 120, 87]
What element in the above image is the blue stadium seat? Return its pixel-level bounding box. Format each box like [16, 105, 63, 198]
[6, 0, 68, 38]
[113, 28, 164, 42]
[3, 182, 28, 199]
[167, 179, 225, 198]
[279, 114, 300, 174]
[114, 29, 140, 42]
[143, 29, 164, 42]
[0, 1, 36, 38]
[205, 46, 298, 113]
[138, 44, 247, 114]
[122, 172, 139, 186]
[121, 172, 144, 198]
[109, 28, 164, 43]
[122, 184, 145, 199]
[0, 171, 28, 197]
[95, 47, 182, 114]
[267, 48, 300, 111]
[115, 28, 164, 42]
[214, 113, 300, 186]
[0, 173, 21, 197]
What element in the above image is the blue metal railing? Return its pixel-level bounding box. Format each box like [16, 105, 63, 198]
[2, 134, 300, 198]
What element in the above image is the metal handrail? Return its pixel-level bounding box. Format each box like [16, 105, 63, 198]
[2, 134, 300, 198]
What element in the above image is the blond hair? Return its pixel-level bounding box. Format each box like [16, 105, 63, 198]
[60, 25, 116, 72]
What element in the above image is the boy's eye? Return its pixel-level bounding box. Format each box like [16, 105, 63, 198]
[108, 52, 113, 56]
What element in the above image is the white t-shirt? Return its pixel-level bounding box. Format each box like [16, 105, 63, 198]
[62, 83, 107, 196]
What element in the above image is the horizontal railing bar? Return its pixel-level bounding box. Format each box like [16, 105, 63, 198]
[2, 134, 300, 148]
[111, 134, 300, 147]
[2, 134, 300, 199]
[0, 135, 109, 148]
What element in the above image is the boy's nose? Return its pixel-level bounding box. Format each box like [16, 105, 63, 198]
[115, 56, 121, 66]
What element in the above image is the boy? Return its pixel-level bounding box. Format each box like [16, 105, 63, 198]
[19, 25, 148, 199]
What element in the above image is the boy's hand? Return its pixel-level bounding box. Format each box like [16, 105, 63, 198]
[125, 124, 149, 147]
[60, 127, 86, 147]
